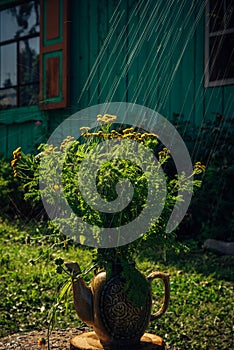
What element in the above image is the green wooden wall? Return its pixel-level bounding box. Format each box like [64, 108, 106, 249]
[51, 0, 234, 131]
[0, 106, 47, 158]
[0, 0, 233, 158]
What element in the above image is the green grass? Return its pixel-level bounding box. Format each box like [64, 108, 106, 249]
[0, 218, 233, 350]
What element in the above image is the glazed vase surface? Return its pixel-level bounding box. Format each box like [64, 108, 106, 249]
[66, 261, 170, 349]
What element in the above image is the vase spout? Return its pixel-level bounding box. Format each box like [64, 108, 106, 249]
[65, 261, 94, 326]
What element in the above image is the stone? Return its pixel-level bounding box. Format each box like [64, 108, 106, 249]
[204, 239, 234, 255]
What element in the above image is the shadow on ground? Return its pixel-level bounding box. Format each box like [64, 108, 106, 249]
[138, 246, 234, 282]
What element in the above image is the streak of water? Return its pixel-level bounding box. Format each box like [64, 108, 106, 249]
[98, 1, 152, 101]
[77, 0, 232, 168]
[77, 2, 124, 104]
[106, 1, 172, 102]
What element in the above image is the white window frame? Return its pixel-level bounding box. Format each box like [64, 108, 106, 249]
[205, 0, 234, 87]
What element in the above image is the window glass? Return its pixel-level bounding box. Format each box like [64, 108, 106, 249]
[209, 33, 234, 81]
[0, 43, 17, 88]
[0, 87, 17, 109]
[226, 0, 234, 29]
[0, 8, 19, 42]
[0, 1, 39, 42]
[209, 0, 224, 32]
[20, 83, 39, 106]
[20, 37, 39, 84]
[206, 0, 234, 86]
[0, 0, 40, 109]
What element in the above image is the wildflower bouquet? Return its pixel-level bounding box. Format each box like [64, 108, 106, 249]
[12, 114, 205, 271]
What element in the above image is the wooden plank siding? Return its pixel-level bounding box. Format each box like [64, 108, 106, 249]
[67, 0, 233, 126]
[0, 125, 7, 157]
[0, 106, 48, 158]
[224, 86, 234, 118]
[0, 0, 233, 158]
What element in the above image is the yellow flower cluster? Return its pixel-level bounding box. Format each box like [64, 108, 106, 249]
[194, 161, 206, 173]
[53, 184, 61, 191]
[122, 130, 158, 141]
[158, 147, 170, 158]
[80, 124, 159, 143]
[11, 147, 22, 177]
[82, 130, 104, 138]
[60, 136, 75, 150]
[123, 127, 134, 134]
[97, 114, 117, 124]
[111, 130, 122, 138]
[78, 114, 160, 143]
[80, 126, 91, 133]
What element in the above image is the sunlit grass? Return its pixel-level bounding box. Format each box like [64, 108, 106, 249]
[1, 218, 233, 350]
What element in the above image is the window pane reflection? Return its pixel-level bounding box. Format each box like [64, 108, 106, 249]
[20, 37, 39, 84]
[0, 0, 40, 42]
[0, 8, 19, 42]
[226, 0, 234, 29]
[209, 0, 224, 32]
[0, 43, 17, 88]
[20, 84, 39, 106]
[0, 88, 17, 110]
[210, 33, 234, 81]
[0, 1, 40, 109]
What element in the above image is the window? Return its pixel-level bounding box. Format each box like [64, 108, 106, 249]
[0, 0, 40, 110]
[205, 0, 234, 87]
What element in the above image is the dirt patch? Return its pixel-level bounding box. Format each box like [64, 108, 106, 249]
[0, 328, 182, 350]
[0, 327, 88, 350]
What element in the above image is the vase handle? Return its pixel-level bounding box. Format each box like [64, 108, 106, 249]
[147, 272, 170, 320]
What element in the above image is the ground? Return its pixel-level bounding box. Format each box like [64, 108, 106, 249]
[0, 328, 87, 350]
[1, 219, 233, 349]
[0, 328, 181, 350]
